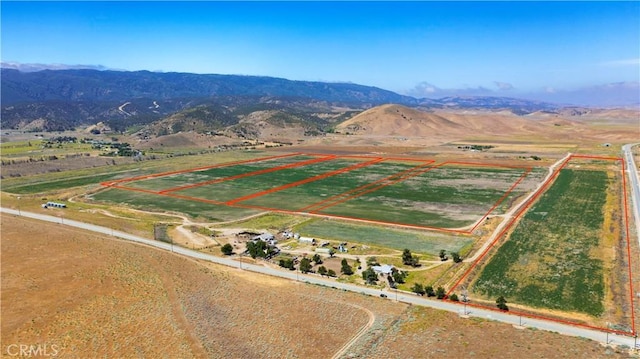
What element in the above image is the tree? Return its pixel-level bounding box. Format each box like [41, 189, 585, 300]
[436, 286, 446, 299]
[299, 257, 312, 273]
[246, 240, 267, 259]
[410, 255, 421, 267]
[327, 269, 337, 277]
[451, 252, 462, 263]
[367, 256, 380, 267]
[279, 258, 295, 270]
[362, 267, 378, 284]
[439, 250, 448, 261]
[221, 243, 234, 255]
[425, 285, 435, 297]
[392, 270, 405, 284]
[341, 258, 353, 275]
[449, 293, 459, 302]
[411, 283, 425, 296]
[318, 266, 328, 276]
[387, 274, 396, 288]
[402, 249, 413, 265]
[496, 296, 509, 311]
[312, 253, 323, 264]
[329, 248, 336, 258]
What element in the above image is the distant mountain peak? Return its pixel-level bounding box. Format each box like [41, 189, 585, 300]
[0, 62, 111, 72]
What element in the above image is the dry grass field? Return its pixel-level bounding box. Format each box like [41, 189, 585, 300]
[2, 215, 637, 358]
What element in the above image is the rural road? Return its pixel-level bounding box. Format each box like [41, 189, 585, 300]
[623, 143, 640, 252]
[2, 207, 637, 350]
[465, 152, 572, 263]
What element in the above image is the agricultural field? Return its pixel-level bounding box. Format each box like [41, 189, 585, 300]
[469, 158, 631, 328]
[101, 153, 543, 231]
[91, 188, 261, 222]
[313, 163, 543, 229]
[294, 219, 473, 257]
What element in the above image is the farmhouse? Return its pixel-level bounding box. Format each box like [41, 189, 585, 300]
[371, 264, 394, 275]
[252, 232, 277, 246]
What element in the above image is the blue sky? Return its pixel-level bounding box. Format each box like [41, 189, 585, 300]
[2, 1, 639, 105]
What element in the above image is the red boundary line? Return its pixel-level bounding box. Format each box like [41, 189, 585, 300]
[299, 160, 436, 212]
[225, 157, 385, 205]
[310, 161, 531, 235]
[446, 155, 636, 336]
[100, 152, 305, 187]
[102, 155, 534, 233]
[159, 155, 337, 194]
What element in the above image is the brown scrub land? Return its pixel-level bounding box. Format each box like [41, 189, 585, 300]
[2, 215, 636, 358]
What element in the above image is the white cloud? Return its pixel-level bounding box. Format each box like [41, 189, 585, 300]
[405, 81, 494, 98]
[494, 81, 514, 91]
[600, 58, 640, 67]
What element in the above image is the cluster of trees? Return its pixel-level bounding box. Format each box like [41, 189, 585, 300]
[317, 266, 337, 277]
[402, 249, 421, 267]
[439, 249, 462, 263]
[245, 240, 278, 259]
[341, 258, 354, 275]
[279, 258, 295, 270]
[410, 283, 450, 299]
[387, 269, 407, 288]
[277, 253, 327, 274]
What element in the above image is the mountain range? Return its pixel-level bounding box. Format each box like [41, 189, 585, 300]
[0, 67, 569, 133]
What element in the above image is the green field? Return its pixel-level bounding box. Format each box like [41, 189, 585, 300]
[111, 157, 536, 230]
[91, 188, 260, 221]
[294, 219, 473, 256]
[234, 160, 426, 210]
[315, 165, 532, 229]
[471, 168, 609, 316]
[124, 154, 320, 191]
[175, 158, 367, 203]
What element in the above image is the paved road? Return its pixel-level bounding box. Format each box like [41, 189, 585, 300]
[623, 143, 640, 252]
[1, 207, 636, 349]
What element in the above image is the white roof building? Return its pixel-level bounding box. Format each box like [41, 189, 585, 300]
[371, 264, 394, 275]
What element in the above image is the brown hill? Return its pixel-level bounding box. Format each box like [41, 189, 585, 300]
[334, 104, 637, 144]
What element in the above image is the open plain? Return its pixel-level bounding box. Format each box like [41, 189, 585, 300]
[2, 215, 637, 358]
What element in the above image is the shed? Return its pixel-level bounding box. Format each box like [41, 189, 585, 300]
[298, 236, 316, 245]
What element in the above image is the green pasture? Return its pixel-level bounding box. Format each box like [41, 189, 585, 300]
[316, 165, 531, 228]
[472, 168, 609, 316]
[0, 139, 96, 159]
[91, 188, 260, 221]
[241, 160, 427, 210]
[294, 219, 472, 257]
[124, 154, 318, 191]
[174, 158, 365, 203]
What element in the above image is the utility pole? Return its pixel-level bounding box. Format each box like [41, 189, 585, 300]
[17, 196, 21, 216]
